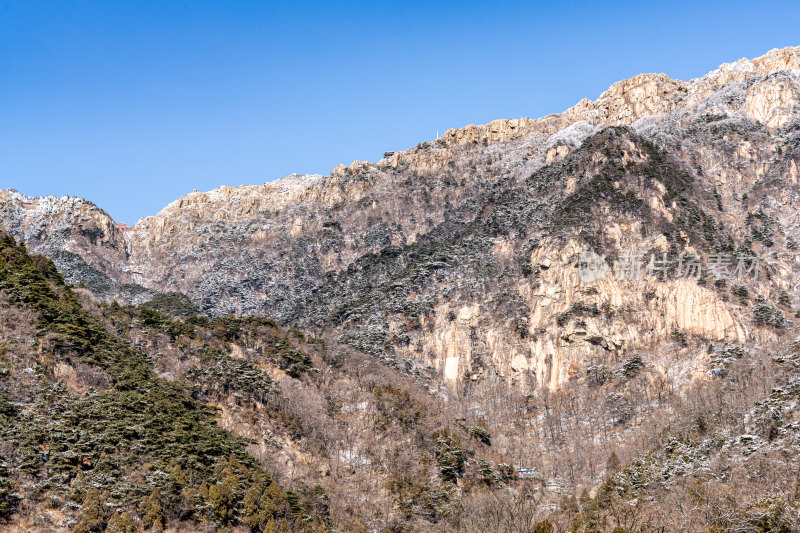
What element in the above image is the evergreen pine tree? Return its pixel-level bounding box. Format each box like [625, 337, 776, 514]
[105, 511, 137, 533]
[606, 451, 621, 473]
[580, 487, 591, 509]
[0, 461, 20, 519]
[73, 488, 105, 533]
[140, 486, 163, 529]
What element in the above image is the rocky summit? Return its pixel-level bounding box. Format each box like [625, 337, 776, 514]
[2, 47, 800, 532]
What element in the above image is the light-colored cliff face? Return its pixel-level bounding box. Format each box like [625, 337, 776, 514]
[420, 239, 757, 391]
[2, 46, 800, 393]
[745, 72, 800, 128]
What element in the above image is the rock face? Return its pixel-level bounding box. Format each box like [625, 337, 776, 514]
[0, 191, 144, 299]
[3, 46, 800, 392]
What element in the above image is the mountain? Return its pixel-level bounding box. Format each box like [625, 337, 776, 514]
[2, 46, 800, 532]
[0, 234, 332, 532]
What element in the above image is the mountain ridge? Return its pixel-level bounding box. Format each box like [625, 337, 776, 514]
[3, 45, 800, 532]
[1, 45, 799, 391]
[7, 45, 800, 230]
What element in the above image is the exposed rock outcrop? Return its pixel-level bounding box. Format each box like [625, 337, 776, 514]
[3, 46, 800, 393]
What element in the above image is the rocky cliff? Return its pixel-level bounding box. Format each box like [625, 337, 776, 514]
[3, 46, 800, 395]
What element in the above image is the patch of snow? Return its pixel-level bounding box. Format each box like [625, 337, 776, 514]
[546, 120, 599, 149]
[270, 173, 324, 191]
[722, 58, 755, 75]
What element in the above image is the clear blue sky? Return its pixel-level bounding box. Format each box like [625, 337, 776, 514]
[2, 0, 799, 224]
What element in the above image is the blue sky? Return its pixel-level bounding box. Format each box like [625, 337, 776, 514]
[2, 0, 799, 224]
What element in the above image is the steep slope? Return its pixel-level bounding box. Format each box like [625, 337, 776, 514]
[560, 335, 800, 533]
[2, 46, 800, 533]
[0, 235, 546, 532]
[0, 191, 147, 302]
[3, 47, 799, 395]
[0, 235, 329, 532]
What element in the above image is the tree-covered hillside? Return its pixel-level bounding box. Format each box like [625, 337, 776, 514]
[0, 234, 327, 532]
